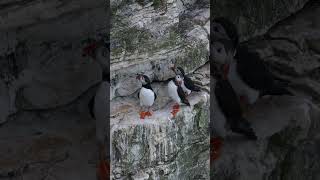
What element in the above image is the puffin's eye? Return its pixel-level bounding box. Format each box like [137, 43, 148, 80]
[217, 48, 222, 53]
[214, 27, 219, 32]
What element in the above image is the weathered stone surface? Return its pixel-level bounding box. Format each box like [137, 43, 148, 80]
[0, 0, 106, 179]
[111, 0, 209, 99]
[0, 97, 97, 180]
[211, 0, 309, 41]
[14, 55, 102, 110]
[211, 1, 320, 179]
[244, 0, 320, 103]
[110, 1, 210, 178]
[0, 0, 107, 110]
[111, 90, 210, 179]
[211, 96, 320, 180]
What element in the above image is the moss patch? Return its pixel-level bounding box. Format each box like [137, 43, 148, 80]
[111, 24, 183, 57]
[175, 42, 208, 73]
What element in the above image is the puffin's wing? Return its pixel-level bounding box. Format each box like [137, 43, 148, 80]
[214, 79, 242, 118]
[184, 76, 201, 92]
[215, 79, 257, 140]
[236, 46, 275, 91]
[177, 85, 190, 106]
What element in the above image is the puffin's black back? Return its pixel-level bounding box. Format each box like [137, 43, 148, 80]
[176, 67, 201, 92]
[215, 79, 242, 118]
[215, 78, 257, 140]
[184, 76, 201, 91]
[235, 45, 275, 91]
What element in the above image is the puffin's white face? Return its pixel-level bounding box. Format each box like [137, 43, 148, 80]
[136, 75, 147, 85]
[212, 22, 229, 40]
[211, 41, 228, 64]
[175, 75, 183, 85]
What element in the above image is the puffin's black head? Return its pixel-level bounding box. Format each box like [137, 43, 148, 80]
[212, 17, 239, 49]
[174, 74, 183, 85]
[136, 74, 151, 85]
[211, 38, 235, 65]
[176, 67, 185, 76]
[171, 65, 185, 76]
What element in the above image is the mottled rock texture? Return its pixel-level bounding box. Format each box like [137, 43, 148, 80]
[211, 1, 320, 180]
[211, 0, 309, 41]
[0, 0, 106, 179]
[110, 0, 210, 179]
[0, 0, 319, 180]
[110, 0, 209, 99]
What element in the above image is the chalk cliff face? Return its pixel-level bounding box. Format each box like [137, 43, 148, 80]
[110, 0, 210, 179]
[110, 0, 210, 99]
[0, 0, 319, 179]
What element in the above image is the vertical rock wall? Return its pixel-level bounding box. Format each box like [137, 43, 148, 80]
[0, 0, 107, 179]
[110, 0, 210, 179]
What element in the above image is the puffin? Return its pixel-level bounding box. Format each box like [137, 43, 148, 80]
[212, 17, 239, 51]
[211, 67, 257, 162]
[211, 35, 292, 108]
[83, 40, 110, 180]
[136, 74, 157, 119]
[214, 72, 257, 140]
[167, 74, 190, 117]
[171, 65, 201, 95]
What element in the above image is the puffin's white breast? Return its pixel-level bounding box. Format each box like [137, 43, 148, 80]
[139, 87, 155, 107]
[168, 80, 181, 103]
[227, 60, 259, 104]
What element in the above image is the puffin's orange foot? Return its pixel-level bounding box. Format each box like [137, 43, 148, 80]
[140, 111, 147, 119]
[173, 103, 180, 110]
[210, 137, 223, 162]
[171, 104, 180, 117]
[97, 159, 109, 180]
[145, 111, 152, 117]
